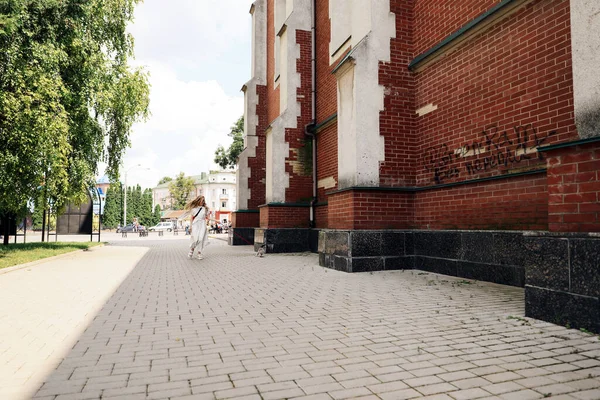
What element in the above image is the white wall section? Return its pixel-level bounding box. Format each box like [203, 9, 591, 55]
[265, 0, 312, 203]
[335, 0, 395, 189]
[570, 0, 600, 138]
[238, 0, 267, 210]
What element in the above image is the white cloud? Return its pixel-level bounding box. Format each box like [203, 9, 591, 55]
[123, 61, 244, 189]
[98, 0, 254, 190]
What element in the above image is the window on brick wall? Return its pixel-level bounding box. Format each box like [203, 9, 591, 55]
[330, 0, 351, 59]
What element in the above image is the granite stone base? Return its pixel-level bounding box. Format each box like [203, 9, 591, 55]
[227, 228, 255, 246]
[318, 229, 525, 286]
[524, 232, 600, 333]
[254, 228, 313, 253]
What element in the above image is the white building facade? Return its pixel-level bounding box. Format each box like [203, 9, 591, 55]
[152, 170, 237, 223]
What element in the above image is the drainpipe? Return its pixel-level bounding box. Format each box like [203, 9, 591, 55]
[305, 0, 317, 229]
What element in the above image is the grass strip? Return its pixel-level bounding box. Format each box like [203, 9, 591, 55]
[0, 242, 103, 270]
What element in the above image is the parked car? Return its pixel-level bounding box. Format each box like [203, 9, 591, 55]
[117, 224, 136, 233]
[117, 224, 146, 233]
[149, 222, 173, 232]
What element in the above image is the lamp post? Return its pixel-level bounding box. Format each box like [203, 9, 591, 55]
[123, 164, 148, 225]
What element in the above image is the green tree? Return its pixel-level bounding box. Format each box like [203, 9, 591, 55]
[168, 172, 195, 210]
[102, 183, 122, 229]
[31, 202, 44, 230]
[152, 204, 161, 226]
[139, 188, 152, 226]
[158, 176, 172, 185]
[214, 116, 244, 169]
[0, 0, 150, 242]
[127, 185, 143, 224]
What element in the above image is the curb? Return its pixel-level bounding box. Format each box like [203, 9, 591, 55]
[0, 243, 106, 276]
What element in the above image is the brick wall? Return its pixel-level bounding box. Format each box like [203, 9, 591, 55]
[232, 212, 260, 229]
[284, 29, 313, 205]
[315, 204, 329, 228]
[414, 0, 577, 188]
[247, 84, 268, 211]
[379, 1, 418, 187]
[316, 123, 338, 201]
[546, 142, 600, 232]
[406, 0, 578, 231]
[315, 0, 339, 214]
[413, 0, 498, 55]
[328, 190, 414, 230]
[315, 0, 339, 121]
[415, 173, 548, 230]
[260, 206, 311, 228]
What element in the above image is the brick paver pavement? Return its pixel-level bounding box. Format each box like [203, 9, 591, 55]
[8, 237, 600, 399]
[0, 245, 149, 400]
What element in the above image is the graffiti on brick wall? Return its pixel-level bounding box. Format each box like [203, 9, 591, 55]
[423, 124, 556, 184]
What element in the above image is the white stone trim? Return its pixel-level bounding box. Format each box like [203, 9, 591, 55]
[416, 103, 438, 117]
[265, 0, 312, 203]
[570, 0, 600, 138]
[335, 0, 395, 188]
[237, 0, 267, 210]
[318, 176, 337, 190]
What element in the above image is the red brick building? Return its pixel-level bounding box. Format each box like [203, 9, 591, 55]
[232, 0, 600, 331]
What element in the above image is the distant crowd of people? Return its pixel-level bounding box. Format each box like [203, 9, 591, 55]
[209, 221, 230, 234]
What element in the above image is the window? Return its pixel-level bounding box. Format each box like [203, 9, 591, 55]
[222, 189, 227, 195]
[222, 201, 227, 208]
[212, 202, 215, 208]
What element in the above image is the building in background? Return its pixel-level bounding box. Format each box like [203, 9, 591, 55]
[152, 170, 237, 224]
[234, 0, 600, 333]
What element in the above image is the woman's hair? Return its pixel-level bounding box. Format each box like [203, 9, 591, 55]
[185, 195, 207, 211]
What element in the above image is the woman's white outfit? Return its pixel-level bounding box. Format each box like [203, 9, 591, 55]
[189, 206, 208, 258]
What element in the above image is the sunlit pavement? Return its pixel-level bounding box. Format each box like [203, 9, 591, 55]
[1, 236, 599, 400]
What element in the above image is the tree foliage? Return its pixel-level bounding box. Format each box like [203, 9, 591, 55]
[0, 0, 150, 219]
[168, 172, 195, 210]
[158, 176, 172, 185]
[214, 116, 244, 169]
[102, 182, 122, 229]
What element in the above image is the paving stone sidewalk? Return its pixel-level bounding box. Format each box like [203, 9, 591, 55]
[0, 245, 149, 400]
[25, 238, 600, 399]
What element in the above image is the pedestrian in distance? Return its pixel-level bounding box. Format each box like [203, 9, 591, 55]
[185, 195, 209, 260]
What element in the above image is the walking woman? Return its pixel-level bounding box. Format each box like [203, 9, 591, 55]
[185, 195, 209, 259]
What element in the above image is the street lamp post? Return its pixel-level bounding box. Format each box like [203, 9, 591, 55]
[123, 164, 148, 225]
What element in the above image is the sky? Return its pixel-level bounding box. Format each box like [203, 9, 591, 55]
[98, 0, 255, 189]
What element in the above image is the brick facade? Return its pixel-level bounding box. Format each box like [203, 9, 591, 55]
[260, 205, 311, 228]
[244, 0, 598, 233]
[546, 142, 600, 232]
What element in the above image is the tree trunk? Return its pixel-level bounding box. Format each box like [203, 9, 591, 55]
[41, 208, 46, 243]
[2, 216, 9, 245]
